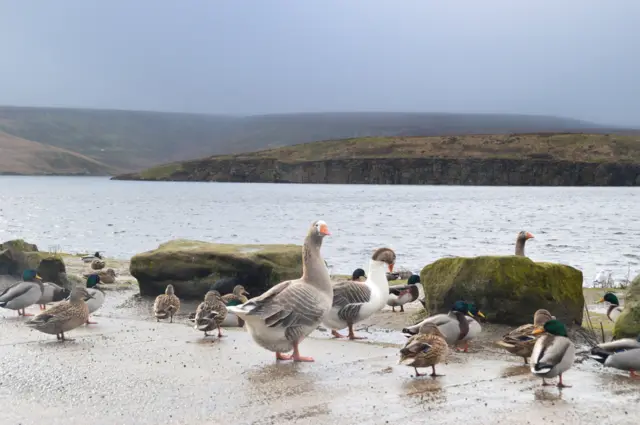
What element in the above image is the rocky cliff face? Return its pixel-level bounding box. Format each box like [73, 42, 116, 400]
[114, 157, 640, 186]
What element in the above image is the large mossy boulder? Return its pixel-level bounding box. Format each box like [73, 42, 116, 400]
[420, 256, 584, 326]
[0, 239, 42, 276]
[613, 274, 640, 338]
[130, 239, 303, 298]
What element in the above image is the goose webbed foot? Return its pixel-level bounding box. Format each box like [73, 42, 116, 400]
[348, 324, 367, 340]
[276, 352, 293, 361]
[292, 341, 314, 362]
[331, 330, 347, 338]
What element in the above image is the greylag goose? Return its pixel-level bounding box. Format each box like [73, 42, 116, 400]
[36, 281, 70, 310]
[530, 319, 575, 387]
[153, 284, 181, 323]
[322, 247, 396, 340]
[402, 300, 484, 352]
[597, 292, 623, 323]
[590, 336, 640, 379]
[496, 308, 555, 364]
[226, 220, 332, 362]
[26, 286, 93, 341]
[387, 274, 420, 312]
[194, 290, 228, 338]
[515, 231, 534, 256]
[0, 269, 44, 316]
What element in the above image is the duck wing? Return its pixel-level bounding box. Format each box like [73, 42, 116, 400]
[531, 335, 571, 371]
[332, 281, 372, 323]
[596, 338, 640, 352]
[0, 281, 35, 302]
[239, 280, 326, 341]
[389, 285, 410, 295]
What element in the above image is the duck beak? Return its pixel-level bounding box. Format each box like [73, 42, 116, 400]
[35, 274, 42, 280]
[243, 291, 250, 296]
[388, 263, 394, 272]
[477, 311, 486, 319]
[526, 232, 535, 239]
[467, 311, 475, 317]
[319, 224, 331, 235]
[531, 327, 545, 335]
[596, 297, 604, 303]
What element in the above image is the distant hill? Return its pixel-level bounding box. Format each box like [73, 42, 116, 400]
[0, 131, 115, 175]
[113, 133, 640, 186]
[0, 106, 637, 174]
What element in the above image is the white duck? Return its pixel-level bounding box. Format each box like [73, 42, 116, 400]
[322, 247, 396, 339]
[226, 220, 332, 362]
[530, 319, 575, 388]
[402, 300, 485, 352]
[0, 269, 44, 316]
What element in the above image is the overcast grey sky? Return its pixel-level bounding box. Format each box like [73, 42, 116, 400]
[0, 0, 638, 125]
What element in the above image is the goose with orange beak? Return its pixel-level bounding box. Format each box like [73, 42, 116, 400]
[322, 247, 396, 340]
[515, 231, 535, 256]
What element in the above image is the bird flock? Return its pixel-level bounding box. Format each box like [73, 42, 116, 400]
[1, 220, 638, 387]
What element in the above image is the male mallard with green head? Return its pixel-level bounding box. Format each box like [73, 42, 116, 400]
[0, 269, 44, 316]
[496, 309, 555, 364]
[398, 322, 449, 377]
[597, 292, 623, 323]
[590, 335, 640, 379]
[530, 319, 575, 388]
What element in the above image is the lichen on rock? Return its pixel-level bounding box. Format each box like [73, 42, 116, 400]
[420, 255, 584, 326]
[613, 273, 640, 338]
[130, 239, 303, 298]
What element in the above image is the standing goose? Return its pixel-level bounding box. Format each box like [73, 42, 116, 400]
[496, 309, 555, 364]
[530, 319, 575, 388]
[398, 322, 449, 377]
[26, 286, 93, 341]
[387, 274, 420, 313]
[597, 292, 623, 323]
[515, 231, 535, 256]
[153, 284, 181, 323]
[590, 336, 640, 379]
[84, 274, 105, 325]
[0, 269, 44, 316]
[221, 285, 250, 327]
[322, 247, 396, 340]
[402, 301, 484, 352]
[226, 220, 332, 362]
[194, 290, 228, 338]
[36, 281, 70, 310]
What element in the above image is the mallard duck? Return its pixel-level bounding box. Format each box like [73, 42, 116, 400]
[194, 290, 228, 338]
[387, 274, 420, 313]
[82, 251, 102, 263]
[36, 281, 71, 310]
[515, 231, 535, 256]
[153, 284, 181, 323]
[402, 300, 485, 352]
[84, 274, 105, 325]
[25, 286, 93, 341]
[0, 269, 44, 316]
[530, 319, 575, 387]
[496, 309, 555, 364]
[590, 336, 640, 379]
[351, 268, 366, 281]
[97, 268, 116, 284]
[596, 292, 623, 323]
[226, 220, 332, 362]
[221, 285, 250, 327]
[91, 259, 106, 271]
[322, 247, 396, 340]
[398, 322, 449, 377]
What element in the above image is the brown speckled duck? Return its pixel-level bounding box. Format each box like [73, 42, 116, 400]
[153, 284, 181, 323]
[194, 290, 228, 338]
[25, 286, 93, 341]
[221, 285, 250, 327]
[496, 309, 555, 364]
[398, 322, 449, 377]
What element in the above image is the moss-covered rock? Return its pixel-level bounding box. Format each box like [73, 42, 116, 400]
[613, 274, 640, 338]
[0, 239, 43, 276]
[130, 239, 303, 298]
[420, 255, 584, 326]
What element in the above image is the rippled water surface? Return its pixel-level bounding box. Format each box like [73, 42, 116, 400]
[1, 176, 639, 284]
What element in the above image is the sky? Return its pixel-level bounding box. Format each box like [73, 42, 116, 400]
[0, 0, 638, 126]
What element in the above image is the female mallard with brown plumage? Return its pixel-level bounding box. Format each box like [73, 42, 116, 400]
[153, 284, 181, 323]
[25, 286, 93, 341]
[496, 309, 555, 364]
[398, 322, 448, 377]
[194, 290, 228, 338]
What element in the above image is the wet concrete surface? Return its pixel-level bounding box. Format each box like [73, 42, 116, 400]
[1, 289, 640, 424]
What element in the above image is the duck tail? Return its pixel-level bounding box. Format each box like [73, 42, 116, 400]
[531, 362, 553, 374]
[589, 347, 610, 365]
[0, 301, 6, 308]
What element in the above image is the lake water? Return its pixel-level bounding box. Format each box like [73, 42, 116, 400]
[0, 176, 639, 286]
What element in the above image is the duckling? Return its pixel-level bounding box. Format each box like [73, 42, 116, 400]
[25, 286, 93, 341]
[398, 322, 449, 377]
[0, 269, 44, 316]
[387, 274, 420, 312]
[590, 336, 640, 379]
[530, 319, 575, 388]
[194, 290, 228, 338]
[221, 285, 250, 327]
[496, 309, 555, 364]
[402, 301, 484, 353]
[36, 281, 70, 310]
[153, 284, 180, 323]
[596, 292, 623, 323]
[84, 274, 105, 325]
